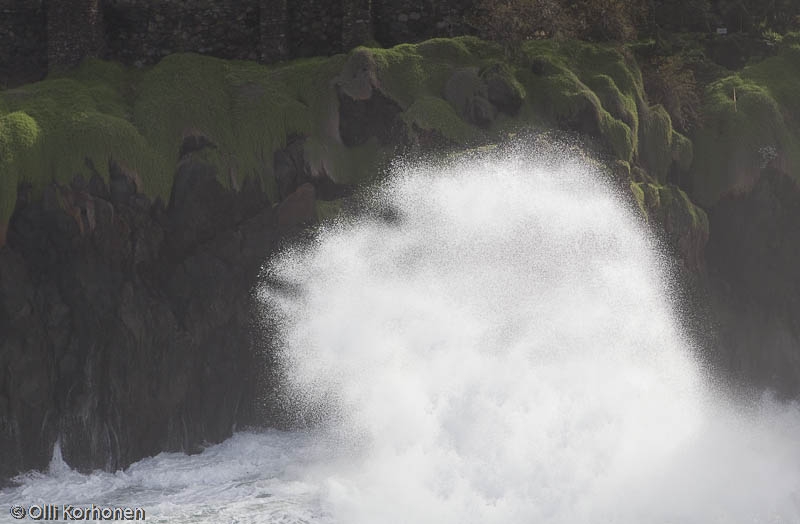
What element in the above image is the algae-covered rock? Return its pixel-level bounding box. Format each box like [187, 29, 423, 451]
[706, 169, 800, 396]
[639, 104, 673, 184]
[632, 181, 709, 273]
[335, 48, 380, 101]
[277, 182, 316, 228]
[517, 40, 642, 164]
[315, 197, 345, 223]
[0, 168, 276, 481]
[479, 62, 525, 116]
[0, 36, 701, 235]
[444, 68, 496, 128]
[690, 39, 800, 207]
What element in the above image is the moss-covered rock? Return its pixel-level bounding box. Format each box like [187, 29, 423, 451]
[1, 36, 699, 237]
[631, 181, 709, 272]
[690, 37, 800, 207]
[443, 68, 496, 127]
[479, 62, 526, 115]
[518, 40, 651, 167]
[639, 104, 673, 183]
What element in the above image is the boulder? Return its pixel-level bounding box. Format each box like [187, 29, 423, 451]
[0, 165, 277, 480]
[479, 62, 525, 116]
[277, 183, 316, 228]
[702, 169, 800, 397]
[444, 68, 496, 128]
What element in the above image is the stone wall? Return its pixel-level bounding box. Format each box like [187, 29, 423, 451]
[103, 0, 261, 65]
[287, 0, 345, 57]
[47, 0, 105, 72]
[0, 0, 478, 87]
[0, 0, 47, 86]
[259, 0, 289, 62]
[371, 0, 475, 47]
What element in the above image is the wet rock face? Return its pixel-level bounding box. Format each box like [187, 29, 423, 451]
[479, 63, 524, 116]
[444, 68, 496, 128]
[0, 163, 277, 481]
[336, 50, 405, 148]
[338, 88, 404, 147]
[706, 169, 800, 397]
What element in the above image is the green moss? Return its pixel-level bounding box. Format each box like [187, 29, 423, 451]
[0, 70, 167, 224]
[416, 38, 475, 64]
[631, 181, 709, 236]
[671, 130, 693, 172]
[598, 108, 635, 162]
[367, 36, 502, 111]
[0, 51, 351, 221]
[516, 40, 647, 164]
[584, 74, 638, 146]
[0, 36, 703, 226]
[691, 73, 800, 206]
[0, 111, 42, 222]
[515, 39, 690, 175]
[402, 95, 479, 143]
[315, 198, 344, 222]
[629, 180, 647, 218]
[304, 136, 386, 186]
[367, 45, 432, 109]
[639, 104, 673, 184]
[685, 36, 800, 206]
[458, 36, 504, 60]
[480, 61, 527, 106]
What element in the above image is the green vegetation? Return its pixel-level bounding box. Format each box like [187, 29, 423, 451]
[314, 198, 345, 222]
[0, 35, 700, 227]
[515, 38, 682, 175]
[401, 96, 478, 143]
[9, 28, 800, 230]
[0, 111, 41, 222]
[631, 181, 709, 242]
[468, 0, 800, 46]
[691, 36, 800, 205]
[468, 0, 649, 51]
[0, 53, 349, 224]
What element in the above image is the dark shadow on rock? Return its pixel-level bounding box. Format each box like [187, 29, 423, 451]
[0, 162, 280, 481]
[705, 168, 800, 397]
[338, 88, 404, 147]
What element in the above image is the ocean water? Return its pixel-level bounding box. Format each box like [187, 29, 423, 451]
[2, 143, 800, 523]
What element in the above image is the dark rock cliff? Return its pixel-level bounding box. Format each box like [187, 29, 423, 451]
[2, 35, 800, 483]
[705, 169, 800, 397]
[0, 155, 292, 482]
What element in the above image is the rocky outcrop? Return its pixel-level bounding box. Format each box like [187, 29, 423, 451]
[632, 182, 709, 274]
[705, 169, 800, 397]
[0, 158, 278, 482]
[3, 34, 800, 484]
[444, 68, 497, 128]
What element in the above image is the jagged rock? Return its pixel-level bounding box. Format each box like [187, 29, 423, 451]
[336, 48, 380, 101]
[0, 167, 277, 481]
[333, 49, 405, 148]
[179, 128, 216, 159]
[632, 182, 709, 273]
[274, 135, 313, 199]
[277, 183, 316, 227]
[480, 62, 525, 116]
[338, 88, 404, 146]
[704, 170, 800, 396]
[273, 136, 356, 201]
[444, 68, 496, 128]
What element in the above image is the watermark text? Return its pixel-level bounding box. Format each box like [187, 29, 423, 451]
[10, 504, 145, 521]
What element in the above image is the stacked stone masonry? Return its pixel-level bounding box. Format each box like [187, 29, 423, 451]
[0, 0, 478, 86]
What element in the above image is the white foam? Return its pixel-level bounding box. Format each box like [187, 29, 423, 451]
[3, 143, 800, 523]
[260, 144, 800, 524]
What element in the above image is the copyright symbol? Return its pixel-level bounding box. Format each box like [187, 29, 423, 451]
[9, 505, 26, 519]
